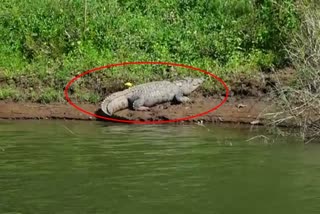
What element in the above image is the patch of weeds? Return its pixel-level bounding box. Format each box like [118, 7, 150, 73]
[0, 86, 17, 100]
[37, 88, 62, 103]
[81, 92, 101, 104]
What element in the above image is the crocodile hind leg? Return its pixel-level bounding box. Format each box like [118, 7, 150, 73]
[132, 97, 150, 111]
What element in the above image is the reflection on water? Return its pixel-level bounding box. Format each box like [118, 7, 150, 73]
[0, 120, 320, 214]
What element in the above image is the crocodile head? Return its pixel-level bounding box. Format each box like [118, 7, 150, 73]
[174, 77, 204, 95]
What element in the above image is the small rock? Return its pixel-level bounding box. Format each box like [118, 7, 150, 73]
[236, 103, 247, 108]
[250, 120, 260, 125]
[197, 120, 203, 125]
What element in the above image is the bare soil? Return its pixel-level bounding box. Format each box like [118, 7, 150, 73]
[0, 94, 274, 125]
[0, 68, 296, 124]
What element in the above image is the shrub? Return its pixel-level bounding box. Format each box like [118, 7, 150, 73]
[267, 0, 320, 143]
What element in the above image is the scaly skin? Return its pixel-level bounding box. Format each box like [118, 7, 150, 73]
[101, 77, 204, 116]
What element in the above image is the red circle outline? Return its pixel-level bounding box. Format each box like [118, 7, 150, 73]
[64, 61, 229, 124]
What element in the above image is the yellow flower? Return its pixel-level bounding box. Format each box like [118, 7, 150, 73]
[124, 82, 133, 87]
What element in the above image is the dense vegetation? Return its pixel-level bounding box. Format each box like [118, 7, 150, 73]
[266, 0, 320, 143]
[0, 0, 299, 102]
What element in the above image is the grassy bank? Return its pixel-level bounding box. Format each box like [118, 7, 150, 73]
[0, 0, 299, 103]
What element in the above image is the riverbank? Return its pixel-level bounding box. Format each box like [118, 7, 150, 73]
[0, 68, 296, 124]
[0, 95, 274, 125]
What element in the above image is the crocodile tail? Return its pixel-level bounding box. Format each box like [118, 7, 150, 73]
[101, 91, 130, 115]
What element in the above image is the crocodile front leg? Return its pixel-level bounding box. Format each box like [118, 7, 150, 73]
[132, 97, 150, 111]
[174, 93, 191, 103]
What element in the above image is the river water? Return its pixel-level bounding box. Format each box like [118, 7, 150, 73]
[0, 120, 319, 214]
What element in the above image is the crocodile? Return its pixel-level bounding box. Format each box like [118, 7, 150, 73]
[101, 77, 204, 116]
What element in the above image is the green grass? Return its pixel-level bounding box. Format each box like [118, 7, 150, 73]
[0, 0, 299, 103]
[0, 86, 17, 100]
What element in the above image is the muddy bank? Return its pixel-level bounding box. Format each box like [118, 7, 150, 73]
[0, 94, 275, 125]
[0, 67, 296, 125]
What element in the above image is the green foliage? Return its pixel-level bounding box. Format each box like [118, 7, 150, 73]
[0, 0, 300, 102]
[0, 87, 17, 100]
[37, 88, 62, 103]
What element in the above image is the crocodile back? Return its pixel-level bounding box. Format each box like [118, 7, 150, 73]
[128, 81, 180, 106]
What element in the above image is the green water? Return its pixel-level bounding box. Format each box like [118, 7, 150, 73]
[0, 120, 320, 214]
